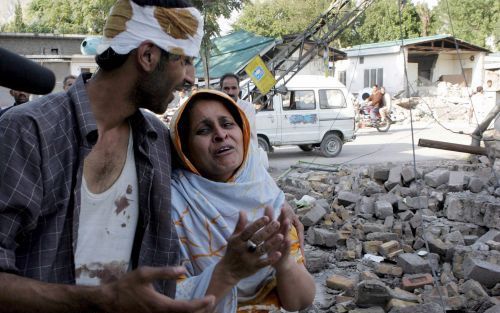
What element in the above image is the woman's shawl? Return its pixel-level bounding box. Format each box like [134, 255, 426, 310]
[172, 143, 285, 312]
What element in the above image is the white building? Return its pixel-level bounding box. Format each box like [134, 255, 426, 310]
[335, 34, 490, 96]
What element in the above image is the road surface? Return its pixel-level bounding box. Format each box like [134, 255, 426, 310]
[267, 120, 477, 178]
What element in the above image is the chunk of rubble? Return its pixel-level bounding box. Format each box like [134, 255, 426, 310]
[397, 253, 432, 274]
[355, 280, 392, 308]
[463, 257, 500, 288]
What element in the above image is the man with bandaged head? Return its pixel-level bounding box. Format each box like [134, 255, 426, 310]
[0, 1, 216, 312]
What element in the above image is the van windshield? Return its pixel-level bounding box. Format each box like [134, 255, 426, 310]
[283, 90, 316, 110]
[319, 89, 347, 109]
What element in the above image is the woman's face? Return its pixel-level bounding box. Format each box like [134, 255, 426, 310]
[186, 99, 244, 182]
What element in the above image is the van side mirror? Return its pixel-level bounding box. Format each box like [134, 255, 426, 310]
[275, 86, 288, 95]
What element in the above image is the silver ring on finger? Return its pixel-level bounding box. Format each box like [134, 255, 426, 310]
[246, 240, 258, 253]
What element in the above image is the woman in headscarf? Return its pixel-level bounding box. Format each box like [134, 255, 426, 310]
[169, 90, 315, 312]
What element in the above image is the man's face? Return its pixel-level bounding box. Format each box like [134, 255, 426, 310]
[10, 90, 30, 105]
[135, 53, 195, 114]
[221, 77, 240, 102]
[63, 78, 76, 91]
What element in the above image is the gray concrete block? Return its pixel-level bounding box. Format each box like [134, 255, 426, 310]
[388, 302, 443, 313]
[372, 167, 390, 182]
[448, 171, 466, 192]
[366, 232, 399, 242]
[484, 305, 500, 313]
[355, 280, 391, 308]
[401, 166, 417, 185]
[375, 200, 393, 219]
[338, 191, 362, 207]
[385, 166, 402, 190]
[405, 196, 429, 210]
[445, 192, 500, 230]
[463, 257, 500, 288]
[468, 177, 485, 193]
[397, 253, 432, 274]
[398, 210, 414, 222]
[362, 223, 386, 234]
[357, 196, 375, 216]
[301, 203, 327, 227]
[424, 168, 450, 188]
[306, 227, 339, 247]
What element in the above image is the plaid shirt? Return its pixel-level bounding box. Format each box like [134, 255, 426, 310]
[0, 74, 179, 296]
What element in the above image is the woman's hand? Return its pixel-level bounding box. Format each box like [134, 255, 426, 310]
[280, 201, 305, 264]
[273, 208, 294, 272]
[219, 206, 285, 285]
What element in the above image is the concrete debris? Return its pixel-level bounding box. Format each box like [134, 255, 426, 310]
[277, 160, 500, 313]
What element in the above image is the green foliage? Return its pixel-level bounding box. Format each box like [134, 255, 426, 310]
[234, 0, 331, 38]
[1, 1, 27, 32]
[0, 0, 114, 34]
[353, 0, 422, 43]
[235, 0, 423, 47]
[415, 3, 434, 36]
[191, 0, 245, 38]
[190, 0, 246, 82]
[430, 0, 499, 49]
[24, 0, 115, 34]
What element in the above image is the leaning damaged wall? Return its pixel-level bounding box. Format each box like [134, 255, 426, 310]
[279, 158, 500, 313]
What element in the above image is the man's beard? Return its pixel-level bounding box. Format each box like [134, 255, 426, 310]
[131, 61, 171, 114]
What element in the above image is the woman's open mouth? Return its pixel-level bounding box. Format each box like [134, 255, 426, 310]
[215, 145, 233, 155]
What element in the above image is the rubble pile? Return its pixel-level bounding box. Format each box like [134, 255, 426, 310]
[279, 160, 500, 313]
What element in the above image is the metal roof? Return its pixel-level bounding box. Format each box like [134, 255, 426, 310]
[344, 34, 490, 54]
[194, 30, 276, 79]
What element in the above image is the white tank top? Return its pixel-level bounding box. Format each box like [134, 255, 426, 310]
[75, 130, 139, 286]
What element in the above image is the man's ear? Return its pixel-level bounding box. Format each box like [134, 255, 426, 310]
[136, 41, 162, 73]
[9, 90, 15, 96]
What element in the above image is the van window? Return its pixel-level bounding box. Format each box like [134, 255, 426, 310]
[283, 90, 315, 111]
[319, 89, 347, 109]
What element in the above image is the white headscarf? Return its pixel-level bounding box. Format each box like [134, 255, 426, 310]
[97, 0, 203, 58]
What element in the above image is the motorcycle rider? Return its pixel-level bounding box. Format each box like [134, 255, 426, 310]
[366, 84, 384, 125]
[379, 86, 392, 123]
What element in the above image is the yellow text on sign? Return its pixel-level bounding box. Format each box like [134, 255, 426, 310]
[244, 56, 276, 95]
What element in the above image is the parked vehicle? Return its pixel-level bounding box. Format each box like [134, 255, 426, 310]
[255, 75, 356, 157]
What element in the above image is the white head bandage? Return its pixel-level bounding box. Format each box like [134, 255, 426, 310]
[97, 0, 203, 58]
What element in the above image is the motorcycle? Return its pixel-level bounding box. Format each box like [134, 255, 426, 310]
[358, 105, 393, 132]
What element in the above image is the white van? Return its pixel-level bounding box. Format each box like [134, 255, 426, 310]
[255, 75, 356, 157]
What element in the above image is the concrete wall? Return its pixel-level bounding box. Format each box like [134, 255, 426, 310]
[0, 56, 97, 109]
[432, 51, 485, 88]
[337, 48, 487, 97]
[336, 51, 406, 96]
[0, 34, 85, 56]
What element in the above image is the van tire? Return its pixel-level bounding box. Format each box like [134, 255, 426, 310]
[258, 137, 271, 153]
[320, 134, 342, 157]
[298, 144, 313, 151]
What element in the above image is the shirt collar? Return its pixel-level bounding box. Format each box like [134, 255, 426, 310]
[68, 73, 158, 147]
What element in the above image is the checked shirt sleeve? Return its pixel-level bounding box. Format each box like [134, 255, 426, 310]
[0, 116, 43, 273]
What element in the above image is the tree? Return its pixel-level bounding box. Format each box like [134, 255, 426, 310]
[190, 0, 246, 84]
[353, 0, 422, 44]
[1, 1, 27, 32]
[415, 3, 434, 37]
[234, 0, 422, 48]
[430, 0, 499, 50]
[23, 0, 115, 34]
[234, 0, 331, 39]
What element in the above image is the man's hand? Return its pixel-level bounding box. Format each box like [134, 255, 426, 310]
[100, 266, 215, 313]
